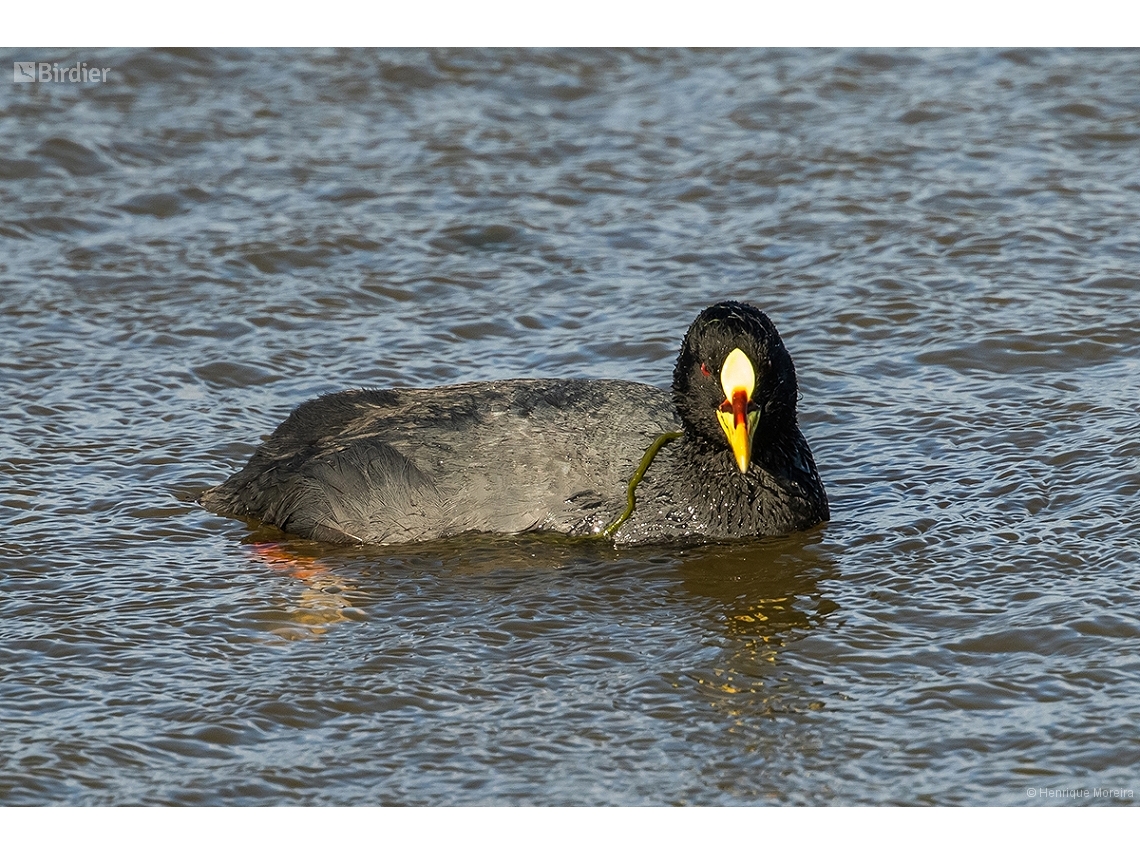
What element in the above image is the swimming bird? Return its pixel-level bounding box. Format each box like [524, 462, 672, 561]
[199, 301, 829, 544]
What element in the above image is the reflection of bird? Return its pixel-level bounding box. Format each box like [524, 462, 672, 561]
[200, 301, 828, 544]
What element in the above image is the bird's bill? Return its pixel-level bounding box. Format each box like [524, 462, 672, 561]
[716, 348, 758, 473]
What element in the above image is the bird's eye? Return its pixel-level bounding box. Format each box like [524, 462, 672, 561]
[700, 362, 712, 377]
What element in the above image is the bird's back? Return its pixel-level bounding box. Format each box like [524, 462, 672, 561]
[200, 379, 679, 543]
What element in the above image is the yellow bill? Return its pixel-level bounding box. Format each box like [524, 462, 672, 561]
[715, 348, 759, 473]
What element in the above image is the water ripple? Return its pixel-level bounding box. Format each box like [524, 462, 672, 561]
[2, 47, 1139, 806]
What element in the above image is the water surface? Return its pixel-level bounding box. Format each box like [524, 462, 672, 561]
[2, 48, 1139, 805]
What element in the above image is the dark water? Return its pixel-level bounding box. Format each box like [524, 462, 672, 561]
[3, 48, 1139, 805]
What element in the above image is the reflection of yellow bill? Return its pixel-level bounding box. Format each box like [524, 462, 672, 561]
[251, 542, 358, 639]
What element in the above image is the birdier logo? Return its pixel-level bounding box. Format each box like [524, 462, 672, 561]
[13, 61, 110, 83]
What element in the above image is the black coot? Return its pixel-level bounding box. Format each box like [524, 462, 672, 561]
[200, 301, 829, 544]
